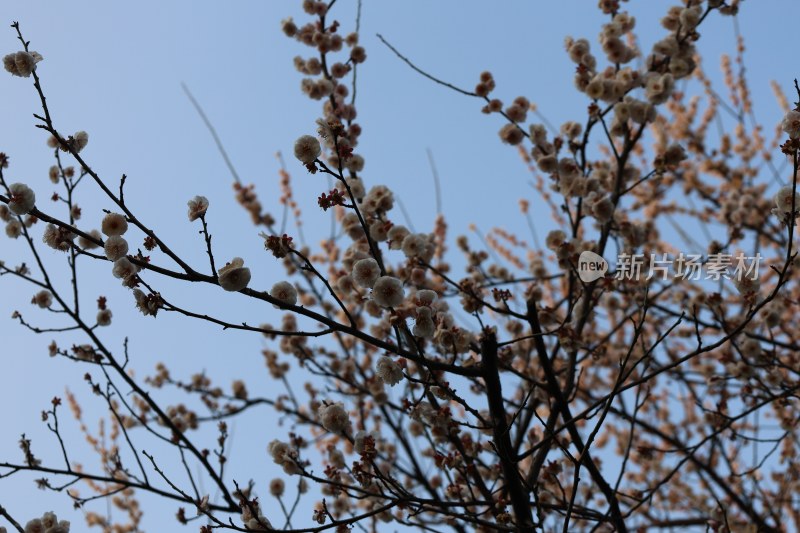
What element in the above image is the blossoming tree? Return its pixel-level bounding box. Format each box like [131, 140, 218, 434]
[1, 0, 799, 532]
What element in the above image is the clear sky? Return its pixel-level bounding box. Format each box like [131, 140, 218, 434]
[1, 1, 798, 530]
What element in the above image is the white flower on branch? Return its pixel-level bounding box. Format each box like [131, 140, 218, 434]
[23, 519, 43, 533]
[132, 289, 162, 317]
[371, 276, 404, 308]
[644, 72, 674, 105]
[362, 185, 394, 215]
[42, 223, 75, 252]
[416, 289, 438, 306]
[387, 225, 410, 250]
[412, 306, 435, 338]
[5, 220, 22, 239]
[401, 233, 434, 261]
[352, 258, 380, 288]
[7, 182, 35, 215]
[773, 185, 800, 217]
[187, 195, 209, 221]
[781, 109, 800, 139]
[104, 235, 128, 261]
[545, 230, 567, 251]
[218, 257, 251, 292]
[293, 134, 321, 164]
[72, 131, 89, 153]
[48, 165, 59, 184]
[679, 5, 703, 29]
[270, 280, 297, 306]
[267, 439, 300, 475]
[101, 212, 128, 236]
[375, 356, 403, 386]
[318, 401, 350, 434]
[76, 229, 101, 250]
[111, 257, 137, 280]
[3, 50, 42, 77]
[40, 511, 68, 532]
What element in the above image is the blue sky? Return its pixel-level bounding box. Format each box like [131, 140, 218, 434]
[1, 1, 798, 530]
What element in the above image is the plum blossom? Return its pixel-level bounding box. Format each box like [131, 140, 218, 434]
[773, 185, 800, 217]
[104, 236, 129, 261]
[376, 356, 403, 386]
[270, 281, 297, 306]
[318, 402, 350, 434]
[101, 213, 128, 236]
[293, 134, 321, 164]
[7, 183, 35, 215]
[3, 50, 42, 77]
[218, 257, 251, 292]
[268, 439, 301, 475]
[782, 110, 800, 139]
[187, 195, 209, 221]
[352, 258, 380, 288]
[372, 276, 404, 308]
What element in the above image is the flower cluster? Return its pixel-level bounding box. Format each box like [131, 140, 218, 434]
[3, 50, 42, 77]
[268, 439, 301, 475]
[17, 511, 70, 533]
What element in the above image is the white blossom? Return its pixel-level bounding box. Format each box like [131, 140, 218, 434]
[401, 233, 433, 260]
[372, 276, 404, 308]
[644, 73, 674, 105]
[412, 306, 435, 338]
[5, 220, 22, 238]
[270, 281, 297, 306]
[352, 258, 380, 288]
[774, 185, 800, 215]
[3, 50, 42, 77]
[133, 289, 162, 317]
[23, 519, 43, 533]
[376, 357, 403, 386]
[416, 289, 438, 306]
[104, 235, 129, 261]
[782, 110, 800, 139]
[78, 229, 102, 250]
[7, 183, 35, 215]
[218, 257, 251, 292]
[42, 223, 75, 251]
[112, 257, 137, 279]
[362, 185, 394, 214]
[267, 439, 300, 475]
[318, 402, 350, 434]
[293, 134, 321, 164]
[187, 195, 209, 221]
[387, 225, 410, 250]
[545, 230, 567, 251]
[72, 130, 89, 153]
[101, 212, 128, 236]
